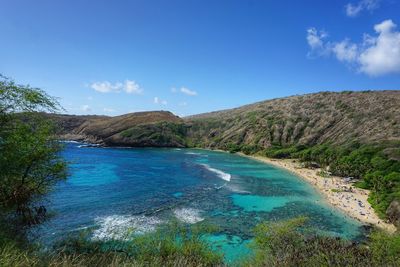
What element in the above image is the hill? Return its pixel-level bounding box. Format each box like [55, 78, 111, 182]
[51, 91, 400, 150]
[185, 91, 400, 150]
[49, 111, 186, 147]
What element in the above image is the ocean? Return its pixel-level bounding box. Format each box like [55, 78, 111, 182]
[34, 142, 365, 262]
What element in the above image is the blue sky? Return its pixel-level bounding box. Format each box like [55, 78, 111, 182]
[1, 0, 399, 116]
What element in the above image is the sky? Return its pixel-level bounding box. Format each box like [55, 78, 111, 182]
[1, 0, 400, 116]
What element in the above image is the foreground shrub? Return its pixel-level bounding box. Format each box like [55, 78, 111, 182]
[53, 221, 224, 267]
[241, 217, 400, 267]
[2, 217, 400, 266]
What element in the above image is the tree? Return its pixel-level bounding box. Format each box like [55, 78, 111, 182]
[0, 75, 67, 226]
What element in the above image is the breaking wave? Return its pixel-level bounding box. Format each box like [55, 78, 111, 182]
[173, 208, 204, 224]
[201, 164, 231, 181]
[92, 215, 163, 241]
[59, 140, 80, 144]
[185, 152, 202, 155]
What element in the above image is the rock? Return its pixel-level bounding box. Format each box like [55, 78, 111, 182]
[386, 200, 400, 228]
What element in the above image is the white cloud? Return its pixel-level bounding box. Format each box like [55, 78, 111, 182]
[90, 80, 143, 94]
[171, 86, 198, 96]
[359, 20, 400, 76]
[180, 87, 197, 96]
[332, 39, 358, 62]
[179, 101, 188, 106]
[103, 107, 115, 113]
[124, 80, 143, 94]
[91, 81, 120, 93]
[306, 19, 400, 76]
[345, 0, 380, 17]
[81, 105, 91, 112]
[306, 28, 327, 50]
[153, 97, 167, 105]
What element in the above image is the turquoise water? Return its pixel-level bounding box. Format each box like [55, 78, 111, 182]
[35, 142, 366, 263]
[231, 194, 296, 212]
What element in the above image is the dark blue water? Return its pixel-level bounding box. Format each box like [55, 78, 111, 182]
[36, 142, 365, 262]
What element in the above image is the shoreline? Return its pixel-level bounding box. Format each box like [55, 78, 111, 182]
[238, 153, 396, 232]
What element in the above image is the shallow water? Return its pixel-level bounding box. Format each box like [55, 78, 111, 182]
[35, 143, 366, 263]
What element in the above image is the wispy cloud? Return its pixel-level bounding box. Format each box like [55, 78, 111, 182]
[306, 28, 329, 58]
[180, 87, 197, 96]
[153, 97, 167, 105]
[171, 86, 198, 96]
[124, 80, 142, 94]
[345, 0, 380, 17]
[90, 80, 143, 94]
[103, 107, 115, 113]
[306, 19, 400, 76]
[306, 28, 328, 51]
[81, 105, 91, 112]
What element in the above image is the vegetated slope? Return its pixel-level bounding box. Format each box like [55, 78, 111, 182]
[185, 91, 400, 150]
[51, 91, 400, 150]
[185, 91, 400, 224]
[50, 111, 187, 147]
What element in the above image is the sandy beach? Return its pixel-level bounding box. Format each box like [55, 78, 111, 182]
[239, 153, 396, 232]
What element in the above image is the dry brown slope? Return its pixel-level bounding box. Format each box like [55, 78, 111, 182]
[185, 91, 400, 149]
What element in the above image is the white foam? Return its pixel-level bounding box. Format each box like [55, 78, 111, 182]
[185, 152, 201, 155]
[59, 140, 80, 144]
[78, 144, 100, 148]
[215, 183, 227, 190]
[201, 164, 231, 181]
[92, 215, 163, 241]
[226, 184, 250, 194]
[173, 208, 204, 224]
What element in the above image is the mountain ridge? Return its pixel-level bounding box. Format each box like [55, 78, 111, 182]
[50, 90, 400, 149]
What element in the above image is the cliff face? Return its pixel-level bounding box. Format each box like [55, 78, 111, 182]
[386, 200, 400, 228]
[185, 91, 400, 150]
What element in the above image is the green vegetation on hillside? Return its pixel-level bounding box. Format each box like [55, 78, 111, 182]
[180, 137, 397, 224]
[120, 121, 188, 147]
[255, 142, 400, 218]
[209, 139, 400, 219]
